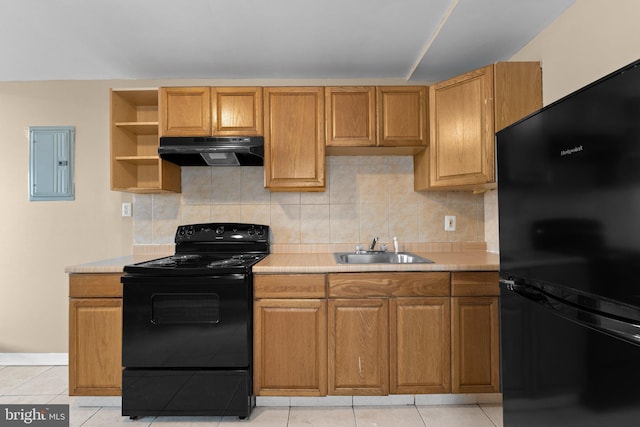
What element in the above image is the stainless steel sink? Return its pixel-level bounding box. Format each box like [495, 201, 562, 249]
[333, 252, 434, 265]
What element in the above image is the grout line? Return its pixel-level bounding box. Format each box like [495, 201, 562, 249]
[478, 403, 500, 427]
[285, 406, 291, 427]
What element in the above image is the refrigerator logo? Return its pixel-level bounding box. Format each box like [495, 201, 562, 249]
[560, 145, 583, 156]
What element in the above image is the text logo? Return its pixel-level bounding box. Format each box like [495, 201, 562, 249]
[0, 405, 68, 426]
[561, 145, 583, 156]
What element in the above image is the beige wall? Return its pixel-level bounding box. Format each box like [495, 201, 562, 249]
[484, 0, 640, 253]
[0, 80, 132, 352]
[511, 0, 640, 105]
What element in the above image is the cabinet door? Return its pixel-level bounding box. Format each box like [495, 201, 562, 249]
[159, 87, 211, 136]
[377, 86, 427, 147]
[451, 296, 500, 393]
[69, 298, 122, 395]
[264, 87, 325, 191]
[329, 298, 388, 395]
[426, 65, 495, 188]
[390, 297, 451, 394]
[211, 87, 263, 136]
[254, 299, 327, 396]
[325, 86, 376, 147]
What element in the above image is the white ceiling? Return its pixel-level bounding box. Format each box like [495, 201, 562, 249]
[0, 0, 574, 83]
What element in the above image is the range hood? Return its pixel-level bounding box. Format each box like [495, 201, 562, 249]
[158, 136, 264, 166]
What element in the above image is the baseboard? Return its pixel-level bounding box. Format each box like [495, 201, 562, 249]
[256, 393, 503, 407]
[0, 353, 68, 365]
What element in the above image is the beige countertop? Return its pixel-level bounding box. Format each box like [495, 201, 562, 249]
[65, 255, 155, 274]
[65, 250, 499, 275]
[253, 251, 499, 274]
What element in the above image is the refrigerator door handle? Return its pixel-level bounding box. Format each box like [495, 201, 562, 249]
[501, 279, 640, 346]
[500, 279, 548, 302]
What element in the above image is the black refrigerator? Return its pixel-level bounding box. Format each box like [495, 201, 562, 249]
[496, 59, 640, 427]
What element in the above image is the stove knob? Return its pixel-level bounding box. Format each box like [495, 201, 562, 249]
[215, 226, 225, 235]
[256, 228, 265, 237]
[248, 228, 256, 236]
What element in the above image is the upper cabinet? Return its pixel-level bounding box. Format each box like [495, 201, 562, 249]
[325, 86, 427, 155]
[325, 86, 376, 148]
[159, 87, 263, 137]
[110, 65, 539, 194]
[414, 62, 542, 191]
[110, 89, 181, 193]
[377, 86, 428, 147]
[212, 87, 263, 135]
[263, 87, 325, 192]
[160, 87, 211, 136]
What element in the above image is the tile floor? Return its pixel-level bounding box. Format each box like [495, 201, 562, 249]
[0, 366, 503, 427]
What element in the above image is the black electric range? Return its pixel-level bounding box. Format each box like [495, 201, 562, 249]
[121, 222, 269, 420]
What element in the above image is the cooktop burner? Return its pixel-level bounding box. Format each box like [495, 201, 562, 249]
[138, 253, 266, 270]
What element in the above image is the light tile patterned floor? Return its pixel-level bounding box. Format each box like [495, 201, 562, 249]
[0, 366, 503, 427]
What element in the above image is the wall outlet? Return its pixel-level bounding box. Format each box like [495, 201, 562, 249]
[121, 202, 132, 217]
[445, 215, 456, 231]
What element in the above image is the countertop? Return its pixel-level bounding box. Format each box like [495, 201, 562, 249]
[252, 251, 499, 274]
[65, 255, 154, 274]
[65, 250, 499, 274]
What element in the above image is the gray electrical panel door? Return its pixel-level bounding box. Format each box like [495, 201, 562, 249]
[29, 126, 75, 201]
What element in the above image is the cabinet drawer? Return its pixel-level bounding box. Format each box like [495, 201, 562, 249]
[254, 274, 326, 298]
[328, 272, 450, 298]
[451, 272, 499, 297]
[69, 274, 122, 298]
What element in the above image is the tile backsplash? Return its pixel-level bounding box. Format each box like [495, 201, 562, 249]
[133, 156, 484, 246]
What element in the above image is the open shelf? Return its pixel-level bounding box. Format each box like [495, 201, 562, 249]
[114, 122, 160, 135]
[110, 89, 180, 193]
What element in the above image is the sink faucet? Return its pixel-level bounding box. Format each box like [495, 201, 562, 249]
[369, 236, 379, 251]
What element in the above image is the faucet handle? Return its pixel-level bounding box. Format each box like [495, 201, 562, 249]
[370, 236, 379, 251]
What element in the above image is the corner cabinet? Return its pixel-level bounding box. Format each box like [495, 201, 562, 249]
[159, 86, 263, 137]
[414, 62, 541, 191]
[263, 87, 325, 191]
[68, 273, 123, 396]
[110, 89, 181, 193]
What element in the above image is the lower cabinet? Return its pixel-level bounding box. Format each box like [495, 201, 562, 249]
[68, 273, 122, 396]
[253, 271, 499, 397]
[451, 272, 501, 393]
[253, 274, 327, 396]
[390, 297, 451, 394]
[328, 298, 389, 395]
[328, 272, 451, 396]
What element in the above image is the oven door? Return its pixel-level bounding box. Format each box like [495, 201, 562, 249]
[122, 274, 251, 368]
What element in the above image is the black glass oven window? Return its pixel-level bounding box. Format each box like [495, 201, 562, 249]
[151, 293, 219, 324]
